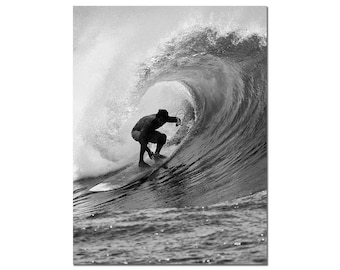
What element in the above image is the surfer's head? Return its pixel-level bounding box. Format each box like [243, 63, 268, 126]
[156, 109, 169, 120]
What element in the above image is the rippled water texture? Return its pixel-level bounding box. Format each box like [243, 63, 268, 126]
[74, 192, 267, 265]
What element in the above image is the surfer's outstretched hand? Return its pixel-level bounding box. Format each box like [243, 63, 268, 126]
[176, 117, 181, 126]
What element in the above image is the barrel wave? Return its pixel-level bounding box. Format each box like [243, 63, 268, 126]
[74, 11, 268, 263]
[74, 28, 267, 213]
[134, 29, 268, 205]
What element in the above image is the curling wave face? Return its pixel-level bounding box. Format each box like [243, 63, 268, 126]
[74, 28, 267, 213]
[134, 29, 267, 205]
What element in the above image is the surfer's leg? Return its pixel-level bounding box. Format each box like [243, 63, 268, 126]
[148, 131, 167, 158]
[139, 144, 146, 162]
[139, 143, 150, 167]
[135, 131, 150, 167]
[155, 133, 166, 155]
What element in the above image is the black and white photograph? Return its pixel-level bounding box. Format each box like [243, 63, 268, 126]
[73, 6, 267, 265]
[3, 1, 340, 270]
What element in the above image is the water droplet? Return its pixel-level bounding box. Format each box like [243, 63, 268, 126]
[166, 258, 170, 261]
[106, 254, 109, 257]
[82, 227, 86, 230]
[154, 232, 159, 236]
[234, 242, 241, 246]
[123, 261, 128, 264]
[109, 225, 113, 229]
[160, 229, 164, 233]
[260, 233, 264, 236]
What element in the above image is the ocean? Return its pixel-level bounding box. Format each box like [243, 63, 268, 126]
[73, 6, 267, 265]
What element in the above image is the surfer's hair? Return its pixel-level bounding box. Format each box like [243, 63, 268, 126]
[156, 109, 169, 118]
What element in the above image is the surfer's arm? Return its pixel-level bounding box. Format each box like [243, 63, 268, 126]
[140, 121, 152, 140]
[167, 116, 181, 126]
[166, 116, 177, 123]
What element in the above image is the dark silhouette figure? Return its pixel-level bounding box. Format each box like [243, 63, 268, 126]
[131, 109, 181, 167]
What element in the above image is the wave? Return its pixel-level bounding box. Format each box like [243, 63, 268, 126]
[133, 28, 267, 199]
[73, 9, 268, 265]
[74, 26, 267, 210]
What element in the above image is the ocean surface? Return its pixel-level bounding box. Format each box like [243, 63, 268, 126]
[73, 7, 267, 265]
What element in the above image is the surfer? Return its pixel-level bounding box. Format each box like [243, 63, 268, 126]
[131, 109, 181, 167]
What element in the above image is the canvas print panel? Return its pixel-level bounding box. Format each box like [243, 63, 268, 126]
[73, 6, 267, 265]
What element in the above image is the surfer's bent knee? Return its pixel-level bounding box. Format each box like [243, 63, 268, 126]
[159, 133, 166, 144]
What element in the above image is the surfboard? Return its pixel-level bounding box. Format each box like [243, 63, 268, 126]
[89, 157, 168, 192]
[89, 182, 122, 192]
